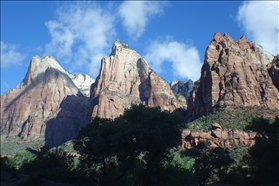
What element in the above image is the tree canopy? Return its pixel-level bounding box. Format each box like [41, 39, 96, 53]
[73, 104, 185, 185]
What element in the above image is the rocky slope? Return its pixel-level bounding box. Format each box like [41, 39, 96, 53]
[82, 41, 187, 125]
[187, 33, 279, 121]
[0, 56, 94, 147]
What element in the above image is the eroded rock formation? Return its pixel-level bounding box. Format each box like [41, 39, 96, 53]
[0, 56, 94, 146]
[181, 123, 256, 148]
[82, 41, 187, 125]
[187, 33, 279, 121]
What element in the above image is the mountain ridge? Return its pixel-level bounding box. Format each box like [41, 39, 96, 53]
[1, 33, 279, 154]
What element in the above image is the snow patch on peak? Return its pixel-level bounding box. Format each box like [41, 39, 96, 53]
[71, 74, 95, 97]
[18, 55, 95, 97]
[21, 55, 67, 86]
[31, 55, 66, 73]
[170, 80, 179, 87]
[254, 44, 274, 65]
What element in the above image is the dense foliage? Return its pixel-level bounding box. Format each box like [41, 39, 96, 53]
[1, 105, 278, 185]
[187, 105, 279, 131]
[73, 104, 185, 185]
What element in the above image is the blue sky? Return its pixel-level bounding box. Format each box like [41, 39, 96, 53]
[1, 1, 278, 95]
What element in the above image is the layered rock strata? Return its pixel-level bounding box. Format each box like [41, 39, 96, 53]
[0, 56, 93, 146]
[181, 123, 256, 148]
[83, 41, 187, 125]
[187, 33, 279, 121]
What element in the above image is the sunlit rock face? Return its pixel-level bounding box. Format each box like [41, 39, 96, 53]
[187, 33, 279, 121]
[82, 41, 187, 126]
[0, 56, 94, 147]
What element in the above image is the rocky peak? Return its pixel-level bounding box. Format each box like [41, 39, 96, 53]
[187, 32, 279, 121]
[0, 56, 93, 148]
[110, 40, 131, 56]
[82, 41, 187, 125]
[19, 55, 95, 97]
[22, 56, 66, 86]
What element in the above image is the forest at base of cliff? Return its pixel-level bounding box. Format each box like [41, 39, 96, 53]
[1, 104, 278, 186]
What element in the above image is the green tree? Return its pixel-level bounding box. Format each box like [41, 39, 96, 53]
[19, 145, 78, 185]
[73, 104, 185, 185]
[243, 117, 279, 185]
[4, 150, 35, 171]
[122, 104, 185, 185]
[184, 141, 234, 186]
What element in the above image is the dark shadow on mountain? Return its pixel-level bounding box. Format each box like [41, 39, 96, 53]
[45, 95, 87, 147]
[138, 83, 149, 104]
[80, 94, 99, 129]
[172, 107, 188, 121]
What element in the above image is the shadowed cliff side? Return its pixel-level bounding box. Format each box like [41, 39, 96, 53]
[0, 56, 92, 149]
[45, 95, 87, 147]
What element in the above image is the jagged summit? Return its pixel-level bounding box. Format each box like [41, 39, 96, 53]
[187, 32, 279, 120]
[82, 40, 187, 124]
[1, 55, 95, 147]
[17, 55, 95, 97]
[21, 55, 76, 88]
[1, 32, 279, 153]
[110, 40, 132, 56]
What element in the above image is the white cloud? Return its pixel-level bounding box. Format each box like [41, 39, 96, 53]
[118, 1, 167, 39]
[44, 2, 116, 76]
[0, 41, 27, 68]
[237, 1, 279, 55]
[144, 39, 202, 81]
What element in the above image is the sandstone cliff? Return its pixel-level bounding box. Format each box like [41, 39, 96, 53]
[0, 56, 94, 147]
[83, 41, 187, 125]
[2, 34, 278, 152]
[187, 33, 279, 121]
[181, 123, 256, 149]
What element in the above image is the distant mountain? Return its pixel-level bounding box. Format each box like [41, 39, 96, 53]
[170, 80, 194, 98]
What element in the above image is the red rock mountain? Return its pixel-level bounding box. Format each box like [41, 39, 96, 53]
[1, 33, 278, 151]
[82, 41, 187, 126]
[187, 33, 279, 121]
[0, 56, 94, 147]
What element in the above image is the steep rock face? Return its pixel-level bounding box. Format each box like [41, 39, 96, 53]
[83, 41, 187, 125]
[0, 56, 90, 147]
[187, 33, 279, 120]
[267, 54, 279, 91]
[170, 80, 194, 98]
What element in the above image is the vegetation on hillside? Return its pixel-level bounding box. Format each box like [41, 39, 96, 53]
[187, 105, 279, 131]
[1, 104, 278, 185]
